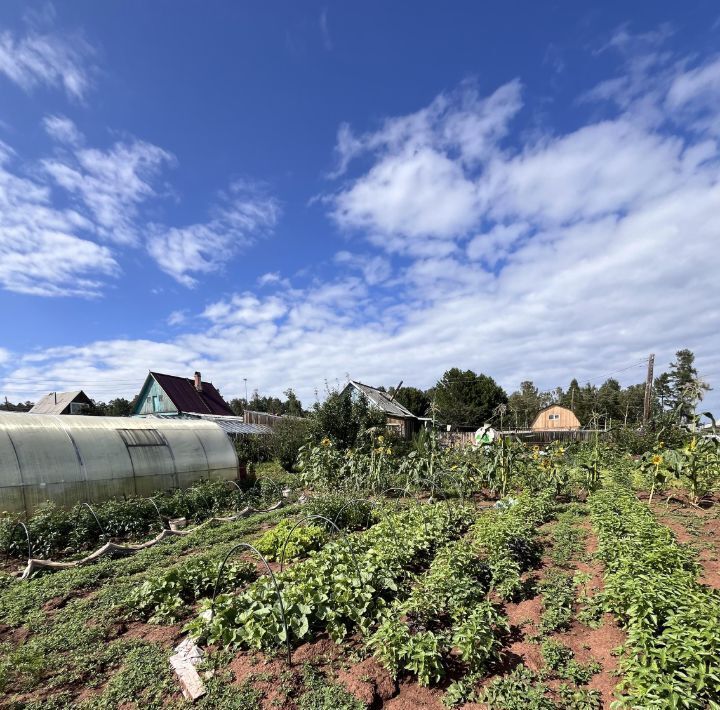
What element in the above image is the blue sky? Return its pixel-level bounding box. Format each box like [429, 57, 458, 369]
[1, 1, 719, 414]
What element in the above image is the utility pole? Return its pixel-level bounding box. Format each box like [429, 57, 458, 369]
[643, 353, 655, 424]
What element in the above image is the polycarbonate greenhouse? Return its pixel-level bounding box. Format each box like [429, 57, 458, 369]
[0, 413, 239, 516]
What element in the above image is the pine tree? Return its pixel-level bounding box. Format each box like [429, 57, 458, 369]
[667, 349, 710, 423]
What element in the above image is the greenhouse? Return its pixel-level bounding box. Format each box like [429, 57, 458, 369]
[0, 412, 238, 516]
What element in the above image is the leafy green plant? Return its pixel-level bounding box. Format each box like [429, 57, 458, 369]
[557, 684, 602, 710]
[540, 639, 600, 685]
[451, 602, 506, 672]
[538, 570, 575, 633]
[480, 665, 554, 710]
[254, 518, 329, 562]
[298, 665, 364, 710]
[130, 557, 256, 623]
[442, 672, 482, 707]
[590, 488, 720, 708]
[541, 638, 573, 672]
[305, 495, 374, 531]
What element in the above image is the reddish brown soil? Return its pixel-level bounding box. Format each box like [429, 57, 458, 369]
[0, 622, 29, 645]
[650, 502, 720, 590]
[337, 656, 397, 706]
[384, 681, 444, 709]
[554, 615, 625, 706]
[119, 620, 185, 645]
[228, 651, 293, 709]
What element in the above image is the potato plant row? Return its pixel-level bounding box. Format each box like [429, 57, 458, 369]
[366, 493, 556, 694]
[186, 502, 475, 650]
[589, 488, 720, 708]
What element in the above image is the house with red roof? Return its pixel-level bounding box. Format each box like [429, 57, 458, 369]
[132, 371, 234, 417]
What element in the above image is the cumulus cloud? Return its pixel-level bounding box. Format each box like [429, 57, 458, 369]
[147, 181, 280, 287]
[5, 34, 720, 414]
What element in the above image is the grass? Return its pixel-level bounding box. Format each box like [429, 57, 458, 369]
[0, 505, 295, 706]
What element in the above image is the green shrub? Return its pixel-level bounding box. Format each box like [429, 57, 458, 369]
[272, 417, 312, 471]
[541, 638, 573, 672]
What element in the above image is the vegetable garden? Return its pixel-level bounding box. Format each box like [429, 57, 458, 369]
[0, 426, 719, 709]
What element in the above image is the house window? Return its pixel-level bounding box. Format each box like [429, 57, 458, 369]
[548, 414, 560, 420]
[69, 402, 88, 415]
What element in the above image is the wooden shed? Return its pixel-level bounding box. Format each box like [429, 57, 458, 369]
[531, 404, 581, 431]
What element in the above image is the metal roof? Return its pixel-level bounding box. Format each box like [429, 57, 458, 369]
[146, 412, 272, 436]
[29, 390, 90, 415]
[347, 380, 418, 418]
[149, 372, 234, 416]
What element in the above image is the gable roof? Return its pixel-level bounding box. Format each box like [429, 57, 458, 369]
[150, 372, 233, 416]
[347, 380, 417, 418]
[29, 390, 91, 415]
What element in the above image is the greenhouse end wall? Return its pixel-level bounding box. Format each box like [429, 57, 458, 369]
[0, 413, 239, 516]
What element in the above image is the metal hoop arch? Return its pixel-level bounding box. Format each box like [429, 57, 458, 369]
[246, 478, 283, 513]
[210, 542, 291, 664]
[225, 480, 246, 511]
[279, 515, 361, 583]
[332, 497, 378, 531]
[79, 502, 106, 538]
[146, 497, 167, 530]
[5, 521, 32, 562]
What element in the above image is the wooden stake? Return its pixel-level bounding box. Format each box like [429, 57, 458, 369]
[643, 353, 655, 424]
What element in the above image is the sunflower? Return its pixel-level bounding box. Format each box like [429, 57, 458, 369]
[651, 454, 663, 466]
[321, 437, 332, 448]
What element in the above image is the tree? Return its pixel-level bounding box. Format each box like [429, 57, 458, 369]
[432, 368, 507, 429]
[508, 381, 548, 428]
[597, 378, 623, 423]
[229, 397, 245, 416]
[654, 372, 672, 412]
[282, 388, 304, 416]
[272, 416, 311, 470]
[106, 397, 132, 417]
[667, 349, 711, 423]
[389, 386, 430, 417]
[309, 386, 385, 449]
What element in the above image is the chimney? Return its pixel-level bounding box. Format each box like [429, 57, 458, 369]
[194, 371, 203, 393]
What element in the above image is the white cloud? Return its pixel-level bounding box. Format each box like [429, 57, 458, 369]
[329, 80, 522, 252]
[334, 251, 391, 285]
[43, 129, 174, 245]
[42, 114, 83, 145]
[0, 27, 95, 99]
[167, 310, 187, 326]
[147, 181, 280, 287]
[5, 42, 720, 415]
[0, 141, 119, 297]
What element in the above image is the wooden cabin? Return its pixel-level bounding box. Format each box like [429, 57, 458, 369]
[531, 404, 581, 431]
[342, 380, 420, 440]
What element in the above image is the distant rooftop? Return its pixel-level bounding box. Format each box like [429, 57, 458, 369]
[29, 390, 91, 415]
[347, 380, 417, 418]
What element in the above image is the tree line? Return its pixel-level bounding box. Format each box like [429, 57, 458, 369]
[1, 348, 709, 429]
[386, 349, 711, 430]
